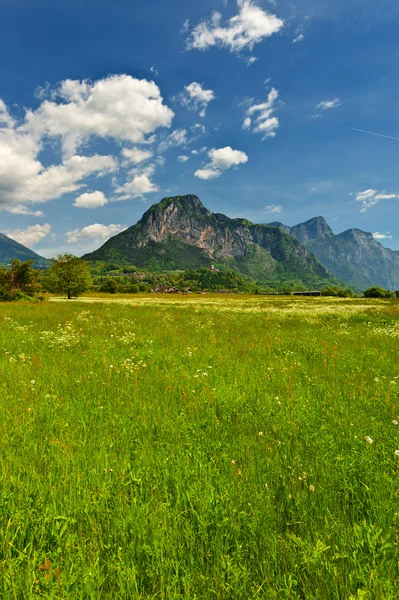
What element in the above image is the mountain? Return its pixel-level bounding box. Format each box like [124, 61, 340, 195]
[270, 217, 399, 291]
[83, 195, 340, 290]
[0, 232, 50, 269]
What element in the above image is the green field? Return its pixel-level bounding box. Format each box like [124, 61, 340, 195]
[1, 295, 399, 599]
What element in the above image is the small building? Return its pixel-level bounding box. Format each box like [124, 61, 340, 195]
[293, 291, 322, 297]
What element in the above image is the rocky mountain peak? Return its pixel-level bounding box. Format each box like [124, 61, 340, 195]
[290, 217, 334, 243]
[336, 228, 375, 243]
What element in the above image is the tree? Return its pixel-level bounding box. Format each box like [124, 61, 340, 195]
[363, 286, 393, 299]
[0, 259, 40, 300]
[48, 254, 92, 299]
[99, 278, 119, 293]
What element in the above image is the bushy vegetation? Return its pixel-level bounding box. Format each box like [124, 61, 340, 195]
[0, 259, 40, 301]
[0, 295, 399, 598]
[363, 286, 395, 298]
[321, 285, 354, 297]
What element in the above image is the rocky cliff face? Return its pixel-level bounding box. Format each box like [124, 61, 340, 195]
[84, 195, 338, 288]
[0, 232, 49, 268]
[270, 217, 399, 290]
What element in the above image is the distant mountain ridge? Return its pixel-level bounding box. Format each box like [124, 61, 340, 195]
[83, 195, 341, 290]
[269, 217, 399, 291]
[0, 232, 50, 268]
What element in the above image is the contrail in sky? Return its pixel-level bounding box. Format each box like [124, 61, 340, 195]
[351, 128, 399, 142]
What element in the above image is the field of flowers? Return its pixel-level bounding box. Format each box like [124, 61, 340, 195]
[0, 295, 399, 599]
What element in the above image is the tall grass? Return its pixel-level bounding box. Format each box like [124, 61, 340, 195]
[0, 295, 398, 598]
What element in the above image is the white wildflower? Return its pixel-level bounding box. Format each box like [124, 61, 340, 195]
[365, 436, 373, 444]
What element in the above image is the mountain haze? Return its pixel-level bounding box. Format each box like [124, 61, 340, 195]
[0, 232, 50, 268]
[270, 217, 399, 291]
[84, 195, 340, 289]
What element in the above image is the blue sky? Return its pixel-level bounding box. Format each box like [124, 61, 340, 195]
[1, 0, 399, 256]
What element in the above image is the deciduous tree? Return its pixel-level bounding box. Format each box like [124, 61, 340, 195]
[48, 254, 92, 299]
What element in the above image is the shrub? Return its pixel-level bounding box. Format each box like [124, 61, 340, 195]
[364, 286, 393, 298]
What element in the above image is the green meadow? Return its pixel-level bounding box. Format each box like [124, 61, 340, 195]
[1, 295, 399, 599]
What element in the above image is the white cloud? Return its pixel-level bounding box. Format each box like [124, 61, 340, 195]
[5, 205, 44, 216]
[178, 82, 215, 117]
[182, 19, 190, 32]
[292, 34, 304, 43]
[264, 204, 282, 214]
[246, 56, 258, 66]
[0, 99, 14, 128]
[243, 117, 251, 130]
[316, 98, 341, 111]
[25, 155, 117, 203]
[114, 171, 159, 200]
[209, 146, 248, 169]
[356, 188, 399, 212]
[25, 74, 174, 157]
[373, 232, 392, 240]
[66, 223, 126, 244]
[150, 66, 158, 77]
[195, 145, 248, 179]
[158, 128, 187, 152]
[6, 223, 52, 248]
[74, 191, 108, 209]
[121, 147, 153, 165]
[244, 87, 279, 139]
[178, 155, 190, 162]
[0, 113, 117, 206]
[192, 123, 206, 134]
[187, 0, 284, 53]
[194, 168, 222, 180]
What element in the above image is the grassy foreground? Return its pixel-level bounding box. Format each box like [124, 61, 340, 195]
[0, 295, 399, 599]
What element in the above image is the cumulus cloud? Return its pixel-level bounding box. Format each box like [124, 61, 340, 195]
[264, 204, 282, 214]
[177, 155, 190, 162]
[373, 232, 392, 240]
[194, 168, 222, 180]
[356, 188, 399, 212]
[0, 99, 14, 128]
[243, 87, 279, 139]
[186, 0, 284, 53]
[74, 191, 108, 209]
[177, 82, 215, 117]
[0, 114, 117, 206]
[121, 147, 153, 165]
[114, 161, 159, 200]
[5, 205, 44, 216]
[66, 223, 126, 244]
[195, 146, 248, 179]
[24, 75, 174, 157]
[209, 146, 248, 169]
[6, 223, 52, 248]
[158, 128, 188, 152]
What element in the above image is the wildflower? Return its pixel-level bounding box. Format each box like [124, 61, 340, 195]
[231, 460, 236, 465]
[365, 436, 373, 444]
[309, 485, 315, 492]
[393, 420, 398, 426]
[31, 380, 35, 385]
[258, 431, 264, 437]
[109, 365, 113, 369]
[395, 450, 399, 458]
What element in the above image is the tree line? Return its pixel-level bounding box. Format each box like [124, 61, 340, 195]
[1, 257, 399, 301]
